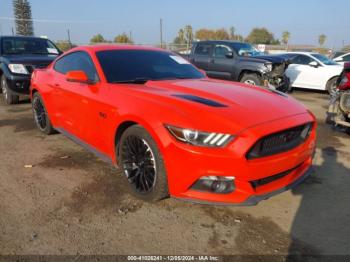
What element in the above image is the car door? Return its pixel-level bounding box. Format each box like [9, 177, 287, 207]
[286, 55, 323, 89]
[190, 43, 212, 72]
[52, 51, 100, 143]
[208, 44, 234, 80]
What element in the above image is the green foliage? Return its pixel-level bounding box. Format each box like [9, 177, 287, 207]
[173, 25, 193, 45]
[55, 41, 75, 52]
[114, 33, 133, 44]
[13, 0, 34, 36]
[318, 34, 327, 46]
[90, 34, 107, 44]
[245, 27, 275, 44]
[194, 28, 230, 41]
[282, 31, 291, 45]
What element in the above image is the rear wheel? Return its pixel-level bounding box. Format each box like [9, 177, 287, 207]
[32, 92, 56, 135]
[326, 77, 339, 95]
[1, 75, 19, 105]
[118, 125, 169, 201]
[240, 73, 263, 86]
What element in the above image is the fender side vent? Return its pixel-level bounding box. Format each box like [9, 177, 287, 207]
[172, 94, 227, 108]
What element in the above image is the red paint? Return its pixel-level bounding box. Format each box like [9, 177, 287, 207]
[31, 45, 316, 204]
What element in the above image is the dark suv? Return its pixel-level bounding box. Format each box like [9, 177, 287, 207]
[0, 36, 62, 104]
[188, 41, 291, 92]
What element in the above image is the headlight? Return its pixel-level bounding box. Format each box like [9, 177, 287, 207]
[8, 64, 29, 74]
[165, 125, 234, 147]
[264, 63, 273, 72]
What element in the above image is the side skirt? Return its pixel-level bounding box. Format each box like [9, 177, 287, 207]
[55, 127, 116, 166]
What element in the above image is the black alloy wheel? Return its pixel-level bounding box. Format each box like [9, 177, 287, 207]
[121, 135, 157, 193]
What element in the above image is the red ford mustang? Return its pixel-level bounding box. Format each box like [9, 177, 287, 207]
[30, 45, 316, 205]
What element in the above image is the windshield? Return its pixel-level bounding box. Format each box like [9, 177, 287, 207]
[96, 50, 205, 83]
[229, 42, 264, 57]
[1, 37, 60, 55]
[311, 53, 338, 65]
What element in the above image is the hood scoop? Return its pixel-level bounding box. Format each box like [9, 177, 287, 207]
[172, 94, 227, 108]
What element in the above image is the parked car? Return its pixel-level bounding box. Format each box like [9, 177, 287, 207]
[187, 41, 291, 92]
[280, 52, 343, 93]
[326, 62, 350, 134]
[333, 52, 350, 65]
[0, 35, 61, 104]
[30, 45, 316, 205]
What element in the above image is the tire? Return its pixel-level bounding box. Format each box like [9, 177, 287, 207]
[1, 75, 19, 105]
[240, 73, 263, 86]
[32, 92, 56, 135]
[326, 77, 339, 95]
[118, 125, 169, 201]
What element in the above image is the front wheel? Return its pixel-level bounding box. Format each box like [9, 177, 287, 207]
[32, 92, 56, 135]
[1, 75, 19, 105]
[240, 73, 263, 86]
[118, 125, 169, 201]
[326, 77, 339, 95]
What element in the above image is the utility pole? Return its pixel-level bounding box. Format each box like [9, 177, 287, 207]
[12, 27, 15, 36]
[129, 30, 132, 42]
[67, 29, 71, 48]
[160, 18, 163, 48]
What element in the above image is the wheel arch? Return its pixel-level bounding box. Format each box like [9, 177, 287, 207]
[238, 69, 262, 81]
[113, 118, 167, 165]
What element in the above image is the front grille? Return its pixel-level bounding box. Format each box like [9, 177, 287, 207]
[246, 122, 313, 160]
[250, 163, 303, 189]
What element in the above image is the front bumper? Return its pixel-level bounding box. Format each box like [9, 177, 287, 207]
[4, 74, 31, 95]
[162, 113, 316, 205]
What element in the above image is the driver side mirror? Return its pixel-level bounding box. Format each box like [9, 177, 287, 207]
[309, 61, 319, 68]
[66, 70, 94, 84]
[225, 51, 234, 58]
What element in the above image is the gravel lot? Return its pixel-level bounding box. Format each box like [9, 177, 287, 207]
[0, 90, 349, 258]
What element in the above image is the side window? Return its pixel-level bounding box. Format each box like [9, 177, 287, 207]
[194, 44, 212, 56]
[342, 54, 350, 62]
[291, 55, 314, 65]
[54, 51, 99, 81]
[214, 45, 231, 58]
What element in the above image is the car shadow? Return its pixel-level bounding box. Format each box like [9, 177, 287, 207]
[287, 147, 350, 261]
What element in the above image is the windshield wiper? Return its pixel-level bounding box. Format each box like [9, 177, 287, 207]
[111, 78, 151, 84]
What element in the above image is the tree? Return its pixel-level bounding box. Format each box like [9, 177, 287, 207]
[245, 27, 275, 44]
[13, 0, 34, 36]
[282, 31, 291, 46]
[319, 34, 327, 46]
[90, 34, 106, 44]
[114, 33, 133, 44]
[229, 26, 235, 40]
[173, 25, 193, 45]
[194, 28, 230, 41]
[55, 41, 75, 52]
[184, 25, 193, 44]
[173, 29, 185, 45]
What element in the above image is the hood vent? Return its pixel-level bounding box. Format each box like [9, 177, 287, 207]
[172, 94, 227, 108]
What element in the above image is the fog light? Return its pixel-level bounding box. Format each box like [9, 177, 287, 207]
[191, 176, 235, 194]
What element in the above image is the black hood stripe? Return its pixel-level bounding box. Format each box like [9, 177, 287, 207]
[172, 94, 227, 108]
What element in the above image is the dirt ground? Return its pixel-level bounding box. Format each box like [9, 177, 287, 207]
[0, 90, 349, 259]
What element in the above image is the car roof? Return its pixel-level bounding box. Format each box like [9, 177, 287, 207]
[0, 35, 49, 40]
[71, 44, 168, 53]
[194, 40, 246, 45]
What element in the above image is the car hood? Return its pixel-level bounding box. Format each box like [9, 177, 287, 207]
[2, 54, 58, 65]
[251, 54, 288, 64]
[127, 78, 309, 133]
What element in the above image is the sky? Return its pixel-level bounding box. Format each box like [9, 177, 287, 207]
[0, 0, 349, 48]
